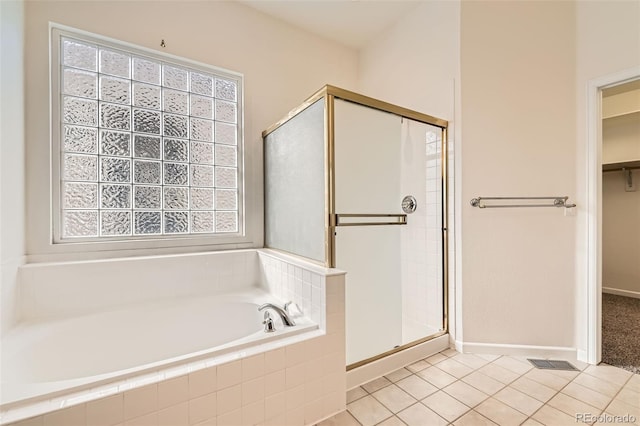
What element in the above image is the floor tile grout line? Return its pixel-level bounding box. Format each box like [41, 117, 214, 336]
[440, 378, 492, 411]
[417, 397, 466, 425]
[346, 389, 369, 405]
[370, 401, 428, 426]
[344, 401, 366, 426]
[370, 383, 419, 416]
[349, 409, 365, 426]
[445, 383, 548, 424]
[460, 409, 500, 426]
[350, 380, 414, 425]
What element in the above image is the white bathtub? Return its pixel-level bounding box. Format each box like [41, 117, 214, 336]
[1, 292, 318, 424]
[0, 249, 345, 426]
[2, 288, 316, 404]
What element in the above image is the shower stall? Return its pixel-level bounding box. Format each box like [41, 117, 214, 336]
[263, 85, 448, 370]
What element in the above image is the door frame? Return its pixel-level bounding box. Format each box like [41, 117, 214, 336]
[585, 66, 640, 364]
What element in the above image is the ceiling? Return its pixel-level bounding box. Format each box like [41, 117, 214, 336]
[239, 0, 422, 49]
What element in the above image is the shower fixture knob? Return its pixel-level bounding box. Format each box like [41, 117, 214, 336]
[402, 195, 417, 214]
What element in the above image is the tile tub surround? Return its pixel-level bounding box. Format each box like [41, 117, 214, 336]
[2, 249, 347, 426]
[322, 350, 640, 426]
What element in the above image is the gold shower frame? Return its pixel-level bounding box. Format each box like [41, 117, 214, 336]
[263, 85, 450, 369]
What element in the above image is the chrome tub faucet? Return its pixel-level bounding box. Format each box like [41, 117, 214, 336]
[258, 303, 296, 327]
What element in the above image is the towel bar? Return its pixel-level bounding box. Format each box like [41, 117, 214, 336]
[470, 196, 576, 209]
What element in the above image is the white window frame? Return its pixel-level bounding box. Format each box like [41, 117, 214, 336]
[50, 24, 253, 252]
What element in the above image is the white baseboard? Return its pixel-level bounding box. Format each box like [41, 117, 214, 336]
[455, 340, 578, 361]
[453, 339, 464, 353]
[346, 335, 449, 390]
[577, 349, 590, 364]
[603, 287, 640, 299]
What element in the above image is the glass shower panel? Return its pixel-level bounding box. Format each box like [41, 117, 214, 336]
[264, 99, 325, 262]
[335, 99, 445, 366]
[334, 100, 401, 213]
[424, 124, 445, 337]
[337, 226, 402, 365]
[334, 99, 404, 365]
[400, 119, 444, 345]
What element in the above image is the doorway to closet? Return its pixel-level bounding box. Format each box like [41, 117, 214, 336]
[600, 79, 640, 374]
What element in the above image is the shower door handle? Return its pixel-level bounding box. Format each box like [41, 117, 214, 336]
[331, 214, 407, 227]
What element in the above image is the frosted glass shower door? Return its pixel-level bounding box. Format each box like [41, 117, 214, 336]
[264, 99, 326, 262]
[333, 99, 404, 365]
[337, 226, 402, 365]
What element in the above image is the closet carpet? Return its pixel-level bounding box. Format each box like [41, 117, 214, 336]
[602, 292, 640, 374]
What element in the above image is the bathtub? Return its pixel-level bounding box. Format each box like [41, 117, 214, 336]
[0, 249, 347, 426]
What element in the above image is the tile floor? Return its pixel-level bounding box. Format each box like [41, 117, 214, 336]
[318, 349, 640, 426]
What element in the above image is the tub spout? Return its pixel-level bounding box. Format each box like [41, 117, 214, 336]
[258, 303, 296, 327]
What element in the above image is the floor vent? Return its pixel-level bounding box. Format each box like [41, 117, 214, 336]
[527, 359, 578, 371]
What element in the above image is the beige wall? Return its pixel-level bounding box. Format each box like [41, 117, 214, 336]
[602, 170, 640, 295]
[460, 1, 577, 348]
[1, 0, 26, 336]
[24, 0, 358, 259]
[602, 114, 640, 163]
[602, 90, 640, 163]
[357, 1, 459, 125]
[603, 89, 640, 118]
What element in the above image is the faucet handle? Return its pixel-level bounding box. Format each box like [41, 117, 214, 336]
[284, 301, 303, 318]
[263, 311, 276, 333]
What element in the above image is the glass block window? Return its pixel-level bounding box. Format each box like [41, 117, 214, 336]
[55, 33, 242, 241]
